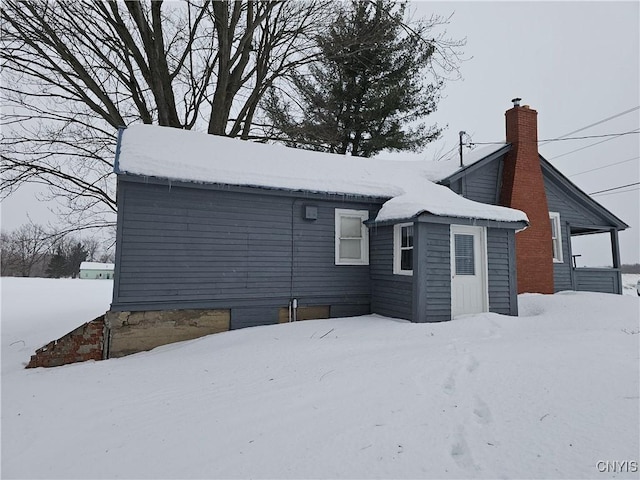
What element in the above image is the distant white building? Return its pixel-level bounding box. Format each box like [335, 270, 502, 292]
[79, 262, 114, 280]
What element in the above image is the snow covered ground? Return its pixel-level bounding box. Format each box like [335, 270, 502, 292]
[2, 277, 639, 479]
[622, 273, 640, 296]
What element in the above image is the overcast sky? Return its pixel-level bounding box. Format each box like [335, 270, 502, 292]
[1, 1, 638, 265]
[398, 1, 640, 265]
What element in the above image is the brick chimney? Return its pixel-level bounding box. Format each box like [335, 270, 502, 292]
[500, 98, 554, 294]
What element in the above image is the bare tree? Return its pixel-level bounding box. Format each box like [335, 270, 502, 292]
[0, 232, 16, 276]
[99, 251, 116, 264]
[0, 221, 118, 276]
[1, 0, 331, 230]
[0, 223, 52, 276]
[1, 1, 463, 233]
[82, 238, 101, 262]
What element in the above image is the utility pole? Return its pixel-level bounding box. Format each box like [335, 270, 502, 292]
[459, 131, 466, 167]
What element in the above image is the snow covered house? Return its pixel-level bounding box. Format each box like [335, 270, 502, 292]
[101, 99, 627, 358]
[104, 118, 531, 358]
[425, 99, 628, 296]
[79, 262, 114, 280]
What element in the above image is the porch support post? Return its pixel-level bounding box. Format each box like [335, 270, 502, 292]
[610, 228, 621, 268]
[610, 228, 623, 294]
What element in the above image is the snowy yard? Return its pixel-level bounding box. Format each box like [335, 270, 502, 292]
[1, 277, 639, 479]
[622, 273, 640, 297]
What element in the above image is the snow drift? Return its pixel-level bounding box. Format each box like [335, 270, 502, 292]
[2, 277, 638, 479]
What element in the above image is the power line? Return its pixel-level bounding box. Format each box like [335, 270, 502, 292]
[548, 130, 640, 161]
[569, 156, 640, 177]
[589, 182, 640, 195]
[540, 131, 639, 142]
[539, 106, 640, 146]
[591, 187, 639, 198]
[433, 143, 461, 162]
[468, 129, 639, 147]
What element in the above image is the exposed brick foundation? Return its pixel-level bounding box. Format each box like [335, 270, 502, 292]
[26, 316, 105, 368]
[500, 104, 554, 294]
[105, 309, 230, 358]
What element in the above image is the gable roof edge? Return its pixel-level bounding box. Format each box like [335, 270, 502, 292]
[540, 155, 629, 230]
[438, 144, 512, 184]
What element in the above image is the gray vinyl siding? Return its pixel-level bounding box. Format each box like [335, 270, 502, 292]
[486, 228, 518, 315]
[461, 159, 502, 204]
[292, 200, 371, 303]
[445, 157, 622, 296]
[545, 174, 611, 226]
[372, 223, 517, 321]
[369, 225, 413, 320]
[114, 171, 524, 327]
[112, 179, 379, 326]
[574, 268, 621, 294]
[419, 222, 451, 322]
[448, 179, 463, 196]
[544, 176, 606, 292]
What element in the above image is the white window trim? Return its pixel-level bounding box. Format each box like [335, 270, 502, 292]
[335, 208, 369, 265]
[549, 211, 564, 263]
[393, 223, 413, 276]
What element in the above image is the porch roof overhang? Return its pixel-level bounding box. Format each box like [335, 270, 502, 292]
[570, 224, 620, 236]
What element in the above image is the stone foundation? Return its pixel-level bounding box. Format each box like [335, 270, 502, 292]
[105, 309, 230, 358]
[26, 316, 106, 368]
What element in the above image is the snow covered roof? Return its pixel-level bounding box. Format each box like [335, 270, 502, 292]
[116, 125, 527, 224]
[80, 262, 114, 271]
[420, 144, 510, 182]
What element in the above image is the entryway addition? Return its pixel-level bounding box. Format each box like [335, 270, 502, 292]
[451, 225, 488, 317]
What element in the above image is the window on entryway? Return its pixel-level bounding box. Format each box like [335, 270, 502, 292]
[454, 234, 475, 275]
[549, 212, 563, 263]
[393, 223, 413, 275]
[335, 209, 369, 265]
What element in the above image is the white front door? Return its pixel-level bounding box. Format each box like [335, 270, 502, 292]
[451, 225, 488, 317]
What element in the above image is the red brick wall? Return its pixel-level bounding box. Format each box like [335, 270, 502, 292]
[500, 105, 554, 294]
[26, 316, 105, 368]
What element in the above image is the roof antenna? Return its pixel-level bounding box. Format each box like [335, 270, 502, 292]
[459, 131, 466, 167]
[512, 97, 522, 107]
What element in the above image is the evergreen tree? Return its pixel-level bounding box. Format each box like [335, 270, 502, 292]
[44, 239, 88, 278]
[66, 242, 88, 278]
[264, 0, 443, 157]
[45, 247, 67, 279]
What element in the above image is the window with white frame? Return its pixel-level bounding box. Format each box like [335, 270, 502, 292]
[335, 209, 369, 265]
[549, 212, 563, 263]
[393, 223, 414, 275]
